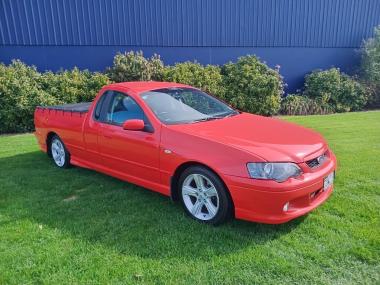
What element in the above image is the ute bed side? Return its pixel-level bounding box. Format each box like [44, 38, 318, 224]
[34, 102, 92, 153]
[36, 102, 92, 113]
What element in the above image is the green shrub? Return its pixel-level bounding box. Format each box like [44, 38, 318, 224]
[304, 68, 367, 112]
[221, 55, 284, 115]
[360, 26, 380, 108]
[163, 62, 224, 98]
[41, 68, 110, 103]
[280, 94, 333, 115]
[106, 50, 164, 82]
[0, 61, 57, 133]
[0, 61, 110, 134]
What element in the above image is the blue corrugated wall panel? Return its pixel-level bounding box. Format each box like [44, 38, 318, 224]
[0, 0, 379, 91]
[1, 0, 379, 47]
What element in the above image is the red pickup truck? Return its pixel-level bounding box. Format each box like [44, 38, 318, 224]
[34, 81, 336, 225]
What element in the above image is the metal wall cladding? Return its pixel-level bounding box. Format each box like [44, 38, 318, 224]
[1, 0, 379, 47]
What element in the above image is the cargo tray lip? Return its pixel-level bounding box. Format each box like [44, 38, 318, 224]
[36, 102, 91, 113]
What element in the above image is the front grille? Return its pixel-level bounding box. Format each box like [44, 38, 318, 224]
[306, 152, 327, 169]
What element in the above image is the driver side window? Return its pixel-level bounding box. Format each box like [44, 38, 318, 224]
[106, 92, 145, 125]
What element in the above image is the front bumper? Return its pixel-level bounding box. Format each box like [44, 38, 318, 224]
[224, 151, 337, 224]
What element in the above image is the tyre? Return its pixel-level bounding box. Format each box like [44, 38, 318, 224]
[50, 135, 70, 168]
[178, 166, 232, 225]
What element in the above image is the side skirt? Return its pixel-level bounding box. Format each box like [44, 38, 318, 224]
[70, 156, 170, 196]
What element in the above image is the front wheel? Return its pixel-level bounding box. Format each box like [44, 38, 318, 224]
[179, 166, 232, 225]
[50, 135, 70, 168]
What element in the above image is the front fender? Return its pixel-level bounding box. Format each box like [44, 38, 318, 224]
[159, 126, 261, 188]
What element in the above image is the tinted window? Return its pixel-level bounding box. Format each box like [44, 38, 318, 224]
[106, 92, 145, 125]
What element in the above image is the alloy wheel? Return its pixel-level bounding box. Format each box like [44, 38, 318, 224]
[181, 173, 220, 221]
[51, 138, 66, 167]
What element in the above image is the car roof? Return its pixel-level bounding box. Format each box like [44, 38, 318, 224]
[106, 81, 193, 93]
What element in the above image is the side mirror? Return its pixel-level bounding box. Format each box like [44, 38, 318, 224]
[122, 119, 145, 131]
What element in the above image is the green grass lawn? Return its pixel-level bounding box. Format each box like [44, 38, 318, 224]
[0, 111, 379, 284]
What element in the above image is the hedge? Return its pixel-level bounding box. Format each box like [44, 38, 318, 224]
[303, 68, 367, 113]
[360, 26, 380, 108]
[280, 95, 333, 116]
[0, 60, 109, 134]
[106, 51, 164, 82]
[162, 61, 224, 98]
[42, 68, 110, 104]
[1, 46, 376, 133]
[222, 56, 284, 115]
[0, 61, 53, 133]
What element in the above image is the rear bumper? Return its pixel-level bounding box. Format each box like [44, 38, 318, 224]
[34, 131, 47, 152]
[224, 151, 337, 224]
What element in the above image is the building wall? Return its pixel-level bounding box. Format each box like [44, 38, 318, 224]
[1, 0, 379, 92]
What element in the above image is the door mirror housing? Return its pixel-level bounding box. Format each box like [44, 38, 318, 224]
[122, 119, 145, 131]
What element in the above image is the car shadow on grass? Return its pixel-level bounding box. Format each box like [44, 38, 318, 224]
[0, 151, 306, 260]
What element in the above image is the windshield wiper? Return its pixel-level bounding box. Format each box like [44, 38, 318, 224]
[189, 112, 239, 123]
[225, 112, 239, 118]
[190, 117, 220, 123]
[209, 112, 239, 119]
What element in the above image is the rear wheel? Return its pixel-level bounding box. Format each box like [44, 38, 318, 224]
[50, 135, 70, 168]
[179, 166, 231, 225]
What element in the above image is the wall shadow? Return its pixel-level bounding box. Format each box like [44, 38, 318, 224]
[0, 151, 305, 260]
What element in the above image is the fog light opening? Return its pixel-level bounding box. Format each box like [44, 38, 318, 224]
[283, 202, 289, 212]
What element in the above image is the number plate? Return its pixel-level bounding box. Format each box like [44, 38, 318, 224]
[323, 172, 334, 191]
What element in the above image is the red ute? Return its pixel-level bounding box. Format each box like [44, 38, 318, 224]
[34, 82, 336, 225]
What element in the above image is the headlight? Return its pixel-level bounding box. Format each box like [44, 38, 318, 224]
[247, 162, 302, 182]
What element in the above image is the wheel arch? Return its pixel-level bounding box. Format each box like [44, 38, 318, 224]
[170, 161, 235, 215]
[46, 131, 58, 157]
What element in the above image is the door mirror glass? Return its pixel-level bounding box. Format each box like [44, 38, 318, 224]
[122, 119, 145, 131]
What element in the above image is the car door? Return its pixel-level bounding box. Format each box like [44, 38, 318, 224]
[97, 91, 161, 184]
[82, 90, 110, 167]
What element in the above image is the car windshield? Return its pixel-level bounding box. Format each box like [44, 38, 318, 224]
[140, 88, 238, 124]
